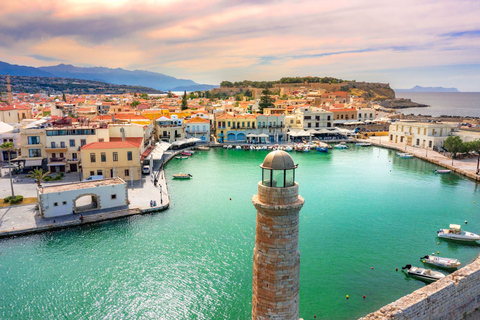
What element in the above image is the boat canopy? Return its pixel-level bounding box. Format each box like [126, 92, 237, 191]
[450, 224, 461, 230]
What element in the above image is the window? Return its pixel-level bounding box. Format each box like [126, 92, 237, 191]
[90, 171, 95, 176]
[307, 123, 311, 128]
[99, 138, 104, 142]
[54, 202, 58, 207]
[101, 152, 106, 162]
[52, 153, 56, 158]
[51, 142, 56, 148]
[62, 201, 67, 205]
[127, 151, 133, 161]
[97, 170, 102, 175]
[29, 149, 41, 157]
[72, 153, 77, 160]
[125, 169, 130, 176]
[111, 194, 117, 200]
[416, 139, 420, 145]
[90, 153, 96, 162]
[28, 136, 40, 145]
[327, 116, 331, 120]
[359, 114, 362, 118]
[429, 141, 432, 148]
[70, 139, 75, 147]
[113, 152, 118, 161]
[81, 139, 86, 146]
[59, 153, 64, 158]
[60, 141, 65, 148]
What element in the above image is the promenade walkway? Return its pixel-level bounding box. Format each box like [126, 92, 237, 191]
[366, 136, 480, 182]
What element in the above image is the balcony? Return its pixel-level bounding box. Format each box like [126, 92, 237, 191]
[49, 157, 65, 162]
[45, 146, 68, 153]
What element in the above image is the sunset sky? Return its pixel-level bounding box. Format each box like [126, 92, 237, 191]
[1, 0, 479, 91]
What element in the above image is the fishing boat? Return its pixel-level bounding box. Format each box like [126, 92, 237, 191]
[355, 142, 372, 147]
[401, 264, 445, 283]
[197, 146, 210, 151]
[334, 144, 348, 149]
[420, 255, 461, 269]
[398, 153, 413, 158]
[437, 224, 480, 242]
[175, 156, 189, 159]
[317, 142, 332, 149]
[172, 173, 192, 179]
[434, 169, 451, 174]
[316, 146, 328, 153]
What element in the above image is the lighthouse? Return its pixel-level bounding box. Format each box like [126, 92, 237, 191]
[251, 150, 304, 319]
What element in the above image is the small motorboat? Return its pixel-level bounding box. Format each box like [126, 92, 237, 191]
[334, 144, 348, 149]
[197, 146, 210, 151]
[420, 255, 461, 269]
[235, 145, 242, 150]
[398, 152, 413, 158]
[355, 142, 372, 147]
[172, 173, 192, 179]
[316, 146, 328, 153]
[285, 146, 293, 152]
[303, 146, 311, 152]
[437, 224, 480, 242]
[181, 151, 193, 156]
[434, 169, 451, 174]
[227, 145, 233, 149]
[175, 156, 189, 159]
[401, 264, 445, 283]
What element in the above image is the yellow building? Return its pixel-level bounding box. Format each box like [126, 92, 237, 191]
[17, 127, 47, 168]
[215, 114, 257, 143]
[142, 109, 170, 120]
[80, 140, 142, 180]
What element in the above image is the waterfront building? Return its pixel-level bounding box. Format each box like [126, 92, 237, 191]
[80, 140, 142, 181]
[38, 178, 128, 218]
[0, 122, 19, 161]
[256, 114, 286, 143]
[331, 107, 358, 124]
[388, 120, 455, 149]
[16, 125, 47, 169]
[0, 105, 33, 125]
[252, 151, 304, 319]
[185, 118, 210, 142]
[155, 115, 184, 143]
[215, 114, 257, 143]
[357, 107, 376, 122]
[302, 107, 333, 129]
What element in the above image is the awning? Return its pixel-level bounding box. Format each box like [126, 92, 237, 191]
[246, 133, 257, 138]
[47, 162, 67, 166]
[257, 133, 269, 138]
[24, 159, 43, 166]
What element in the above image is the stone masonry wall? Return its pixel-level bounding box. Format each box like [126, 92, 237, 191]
[360, 256, 480, 319]
[252, 183, 305, 320]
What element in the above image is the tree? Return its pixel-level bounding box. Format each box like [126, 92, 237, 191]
[27, 168, 51, 187]
[181, 91, 188, 110]
[466, 140, 480, 174]
[167, 91, 173, 98]
[62, 93, 67, 102]
[258, 88, 275, 114]
[131, 100, 140, 108]
[140, 93, 149, 99]
[1, 142, 16, 197]
[443, 136, 466, 163]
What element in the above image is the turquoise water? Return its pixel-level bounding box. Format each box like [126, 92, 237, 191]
[1, 146, 480, 319]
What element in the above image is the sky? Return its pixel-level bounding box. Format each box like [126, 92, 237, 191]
[1, 0, 480, 91]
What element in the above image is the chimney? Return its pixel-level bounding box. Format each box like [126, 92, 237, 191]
[120, 127, 125, 141]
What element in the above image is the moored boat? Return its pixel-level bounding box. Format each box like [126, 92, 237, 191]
[401, 264, 445, 283]
[316, 146, 328, 153]
[355, 142, 372, 147]
[334, 144, 348, 149]
[172, 173, 192, 179]
[181, 151, 193, 156]
[434, 169, 451, 174]
[420, 255, 461, 269]
[197, 146, 210, 151]
[398, 152, 413, 158]
[437, 224, 480, 242]
[285, 146, 293, 152]
[175, 156, 189, 159]
[303, 146, 311, 152]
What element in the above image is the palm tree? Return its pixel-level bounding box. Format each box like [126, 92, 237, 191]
[1, 142, 16, 197]
[26, 168, 51, 187]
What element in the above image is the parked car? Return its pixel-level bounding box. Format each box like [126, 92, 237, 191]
[142, 166, 150, 174]
[83, 175, 104, 181]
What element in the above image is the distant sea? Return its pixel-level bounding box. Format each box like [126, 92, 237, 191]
[394, 92, 480, 118]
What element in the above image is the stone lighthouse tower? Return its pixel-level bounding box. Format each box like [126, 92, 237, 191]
[252, 150, 304, 319]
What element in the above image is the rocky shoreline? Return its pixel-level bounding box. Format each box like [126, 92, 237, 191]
[380, 98, 429, 109]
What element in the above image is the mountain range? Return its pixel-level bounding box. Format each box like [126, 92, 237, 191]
[395, 85, 460, 93]
[0, 61, 217, 91]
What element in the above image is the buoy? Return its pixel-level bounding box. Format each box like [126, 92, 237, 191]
[346, 295, 349, 299]
[363, 295, 366, 299]
[474, 201, 476, 204]
[465, 220, 468, 224]
[371, 267, 374, 270]
[314, 316, 316, 318]
[437, 251, 440, 254]
[423, 260, 425, 263]
[437, 242, 440, 245]
[396, 268, 398, 271]
[230, 198, 231, 200]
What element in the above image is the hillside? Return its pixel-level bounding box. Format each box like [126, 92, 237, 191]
[0, 61, 217, 91]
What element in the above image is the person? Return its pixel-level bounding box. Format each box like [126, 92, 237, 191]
[153, 200, 156, 207]
[150, 200, 153, 207]
[80, 215, 83, 222]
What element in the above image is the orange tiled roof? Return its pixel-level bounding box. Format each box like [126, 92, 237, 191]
[109, 137, 143, 147]
[81, 141, 139, 150]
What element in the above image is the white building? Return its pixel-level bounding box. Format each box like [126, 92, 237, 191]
[357, 108, 376, 122]
[256, 114, 286, 143]
[38, 178, 128, 218]
[185, 118, 210, 142]
[302, 107, 334, 129]
[389, 121, 456, 149]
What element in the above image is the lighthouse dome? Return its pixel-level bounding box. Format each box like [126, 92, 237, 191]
[260, 150, 296, 170]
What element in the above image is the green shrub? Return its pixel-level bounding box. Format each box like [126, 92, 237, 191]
[10, 195, 23, 204]
[4, 196, 12, 203]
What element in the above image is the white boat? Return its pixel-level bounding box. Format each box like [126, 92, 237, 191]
[317, 142, 332, 149]
[197, 146, 210, 151]
[172, 173, 192, 179]
[402, 264, 445, 283]
[175, 156, 189, 159]
[334, 144, 348, 149]
[437, 224, 480, 242]
[398, 152, 413, 158]
[285, 146, 293, 152]
[235, 145, 242, 150]
[303, 146, 311, 152]
[420, 255, 461, 269]
[434, 169, 451, 174]
[227, 145, 233, 149]
[356, 142, 372, 147]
